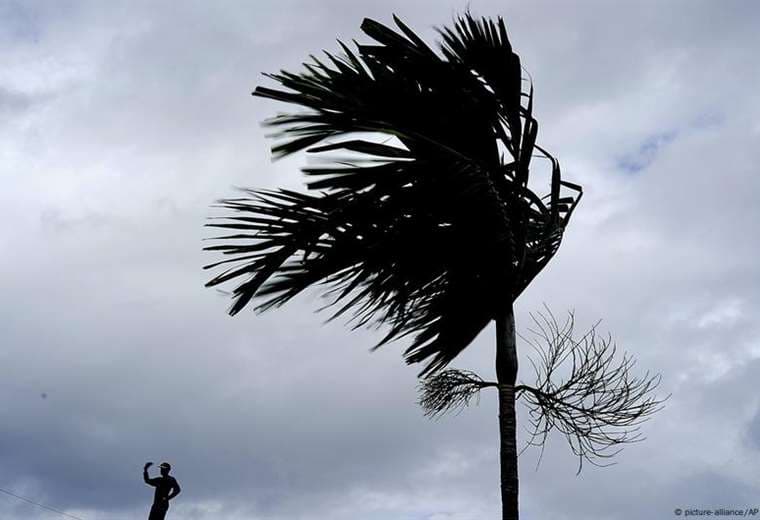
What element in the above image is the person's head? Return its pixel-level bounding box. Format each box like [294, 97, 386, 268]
[159, 462, 171, 476]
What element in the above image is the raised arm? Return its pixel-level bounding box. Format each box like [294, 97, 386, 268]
[143, 462, 158, 486]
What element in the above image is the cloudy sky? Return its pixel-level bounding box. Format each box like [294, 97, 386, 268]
[1, 1, 759, 519]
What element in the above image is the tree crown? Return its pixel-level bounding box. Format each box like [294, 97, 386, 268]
[204, 13, 582, 375]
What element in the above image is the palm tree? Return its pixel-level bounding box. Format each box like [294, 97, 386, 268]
[204, 13, 582, 520]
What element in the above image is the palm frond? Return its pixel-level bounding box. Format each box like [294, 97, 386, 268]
[204, 13, 582, 376]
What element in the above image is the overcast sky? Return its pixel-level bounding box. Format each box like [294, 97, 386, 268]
[1, 1, 759, 519]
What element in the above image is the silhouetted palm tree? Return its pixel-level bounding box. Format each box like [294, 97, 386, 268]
[204, 13, 582, 520]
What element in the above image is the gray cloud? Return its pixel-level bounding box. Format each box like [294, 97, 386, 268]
[1, 1, 759, 519]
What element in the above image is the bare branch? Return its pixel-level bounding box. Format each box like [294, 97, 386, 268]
[418, 369, 497, 418]
[517, 307, 669, 474]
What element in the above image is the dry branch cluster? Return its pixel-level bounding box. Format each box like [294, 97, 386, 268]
[418, 369, 496, 418]
[418, 309, 668, 473]
[516, 309, 667, 473]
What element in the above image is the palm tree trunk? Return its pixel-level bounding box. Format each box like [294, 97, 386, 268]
[496, 303, 519, 520]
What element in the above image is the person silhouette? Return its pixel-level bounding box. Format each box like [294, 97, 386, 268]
[143, 461, 181, 520]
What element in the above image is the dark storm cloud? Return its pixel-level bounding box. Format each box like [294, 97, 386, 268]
[1, 1, 759, 519]
[0, 86, 37, 116]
